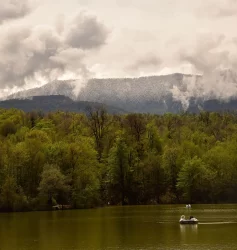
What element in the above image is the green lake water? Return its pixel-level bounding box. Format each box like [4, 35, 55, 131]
[1, 204, 237, 250]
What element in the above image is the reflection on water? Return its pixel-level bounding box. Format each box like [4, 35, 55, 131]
[0, 205, 237, 250]
[199, 221, 237, 225]
[180, 224, 198, 233]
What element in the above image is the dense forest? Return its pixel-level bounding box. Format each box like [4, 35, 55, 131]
[0, 107, 237, 212]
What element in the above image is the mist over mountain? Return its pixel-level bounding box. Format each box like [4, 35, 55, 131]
[7, 80, 78, 100]
[4, 71, 237, 114]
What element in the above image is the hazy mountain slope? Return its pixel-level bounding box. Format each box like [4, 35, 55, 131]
[5, 74, 197, 113]
[7, 74, 187, 101]
[0, 95, 126, 114]
[78, 74, 184, 111]
[7, 80, 78, 100]
[187, 98, 237, 113]
[4, 71, 237, 114]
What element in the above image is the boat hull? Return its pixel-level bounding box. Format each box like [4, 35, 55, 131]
[180, 220, 198, 224]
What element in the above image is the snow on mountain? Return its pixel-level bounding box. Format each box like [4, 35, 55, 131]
[4, 70, 237, 114]
[6, 80, 78, 100]
[6, 73, 192, 101]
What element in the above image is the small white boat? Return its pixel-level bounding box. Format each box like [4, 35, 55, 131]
[179, 215, 198, 224]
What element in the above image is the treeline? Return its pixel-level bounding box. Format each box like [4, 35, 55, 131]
[1, 108, 237, 211]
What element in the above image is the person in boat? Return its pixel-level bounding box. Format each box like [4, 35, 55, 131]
[180, 215, 185, 221]
[180, 215, 196, 221]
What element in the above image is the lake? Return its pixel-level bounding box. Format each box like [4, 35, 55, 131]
[0, 204, 237, 250]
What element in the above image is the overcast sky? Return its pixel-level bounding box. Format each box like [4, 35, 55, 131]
[0, 0, 237, 96]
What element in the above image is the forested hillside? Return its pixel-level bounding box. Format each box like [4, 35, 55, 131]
[0, 108, 237, 212]
[0, 95, 126, 114]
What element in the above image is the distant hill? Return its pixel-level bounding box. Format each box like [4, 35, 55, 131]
[4, 74, 198, 114]
[187, 98, 237, 113]
[0, 95, 126, 114]
[4, 71, 237, 114]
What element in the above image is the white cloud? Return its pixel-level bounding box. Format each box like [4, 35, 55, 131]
[1, 0, 237, 99]
[197, 0, 237, 18]
[64, 12, 109, 49]
[0, 11, 109, 92]
[0, 0, 34, 24]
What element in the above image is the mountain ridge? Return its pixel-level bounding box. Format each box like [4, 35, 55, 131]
[0, 95, 126, 114]
[5, 73, 198, 101]
[3, 71, 237, 114]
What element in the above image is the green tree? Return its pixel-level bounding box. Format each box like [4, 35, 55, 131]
[38, 164, 68, 206]
[0, 176, 28, 211]
[87, 106, 111, 161]
[177, 156, 210, 203]
[108, 134, 130, 205]
[203, 142, 237, 202]
[162, 145, 181, 202]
